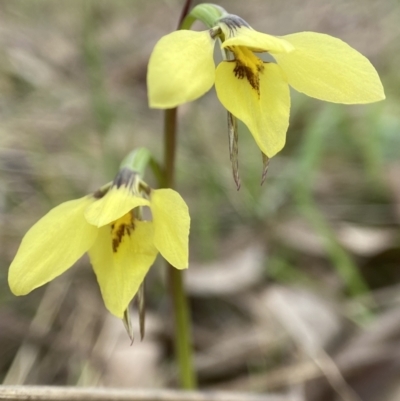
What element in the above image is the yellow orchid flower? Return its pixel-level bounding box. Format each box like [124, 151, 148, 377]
[8, 168, 190, 319]
[147, 15, 385, 158]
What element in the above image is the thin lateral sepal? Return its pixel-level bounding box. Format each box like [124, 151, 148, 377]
[228, 112, 240, 190]
[137, 282, 146, 341]
[180, 3, 227, 30]
[261, 152, 270, 185]
[220, 45, 240, 190]
[123, 308, 134, 344]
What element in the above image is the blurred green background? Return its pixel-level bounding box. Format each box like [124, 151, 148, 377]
[0, 1, 399, 400]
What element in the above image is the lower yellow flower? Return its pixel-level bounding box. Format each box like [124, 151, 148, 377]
[148, 15, 385, 158]
[8, 168, 190, 318]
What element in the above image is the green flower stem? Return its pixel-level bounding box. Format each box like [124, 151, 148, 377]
[164, 108, 177, 188]
[159, 1, 200, 389]
[164, 107, 197, 389]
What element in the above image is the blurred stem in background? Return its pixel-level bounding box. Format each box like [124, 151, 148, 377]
[83, 1, 116, 172]
[294, 105, 372, 316]
[355, 106, 386, 187]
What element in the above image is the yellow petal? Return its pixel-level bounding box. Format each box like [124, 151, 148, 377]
[147, 30, 216, 108]
[89, 221, 158, 318]
[151, 189, 190, 269]
[272, 32, 385, 104]
[85, 187, 150, 227]
[221, 26, 294, 54]
[9, 197, 98, 295]
[215, 62, 290, 157]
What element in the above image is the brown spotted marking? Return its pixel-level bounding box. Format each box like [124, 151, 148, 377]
[233, 60, 264, 95]
[224, 44, 266, 97]
[111, 212, 135, 253]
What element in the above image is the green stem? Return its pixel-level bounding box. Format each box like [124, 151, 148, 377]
[164, 109, 177, 188]
[164, 108, 197, 389]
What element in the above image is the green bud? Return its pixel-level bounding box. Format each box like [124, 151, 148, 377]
[119, 148, 152, 178]
[180, 3, 227, 30]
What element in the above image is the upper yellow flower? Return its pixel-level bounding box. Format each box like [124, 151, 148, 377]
[8, 168, 190, 318]
[147, 15, 385, 158]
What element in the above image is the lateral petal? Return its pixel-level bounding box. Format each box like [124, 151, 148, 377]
[9, 196, 98, 295]
[88, 221, 158, 318]
[151, 189, 190, 269]
[221, 26, 294, 54]
[215, 62, 290, 157]
[147, 30, 216, 108]
[85, 187, 150, 228]
[272, 32, 385, 104]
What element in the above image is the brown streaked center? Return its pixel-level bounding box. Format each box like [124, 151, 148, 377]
[110, 212, 135, 252]
[228, 46, 265, 96]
